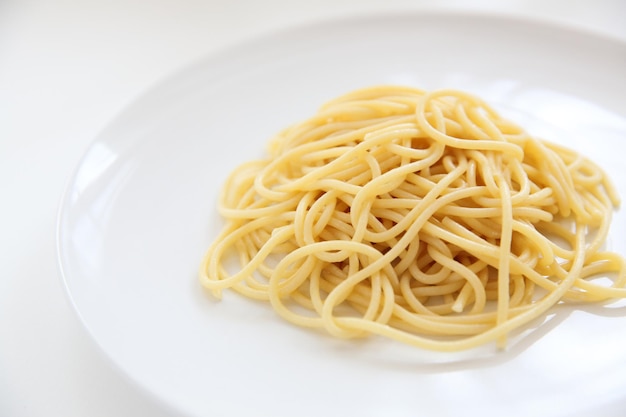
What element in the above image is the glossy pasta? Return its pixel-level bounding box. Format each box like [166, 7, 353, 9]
[199, 86, 625, 351]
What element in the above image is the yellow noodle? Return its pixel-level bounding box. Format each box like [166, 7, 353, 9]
[199, 86, 625, 351]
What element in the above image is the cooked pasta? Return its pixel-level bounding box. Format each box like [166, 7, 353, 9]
[199, 85, 625, 351]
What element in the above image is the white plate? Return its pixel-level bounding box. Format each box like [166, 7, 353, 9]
[57, 12, 626, 417]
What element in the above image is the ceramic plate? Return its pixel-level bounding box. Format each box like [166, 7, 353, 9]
[57, 12, 626, 417]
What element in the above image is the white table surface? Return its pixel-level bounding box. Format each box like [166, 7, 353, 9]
[2, 1, 625, 416]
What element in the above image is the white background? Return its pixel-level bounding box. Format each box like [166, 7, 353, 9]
[1, 1, 625, 416]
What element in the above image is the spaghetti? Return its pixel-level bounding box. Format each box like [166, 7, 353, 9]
[199, 86, 625, 351]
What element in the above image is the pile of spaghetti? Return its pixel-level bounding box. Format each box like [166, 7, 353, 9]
[199, 86, 625, 351]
